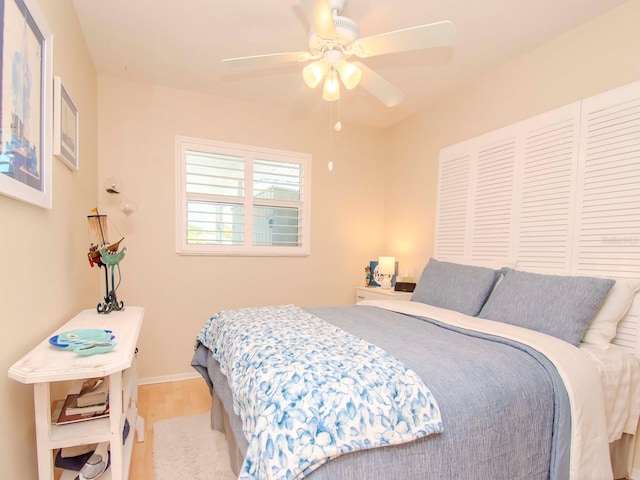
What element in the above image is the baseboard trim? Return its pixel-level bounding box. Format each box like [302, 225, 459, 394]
[632, 466, 640, 480]
[138, 371, 201, 385]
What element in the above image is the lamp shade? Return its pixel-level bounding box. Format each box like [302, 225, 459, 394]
[303, 60, 327, 88]
[336, 61, 362, 90]
[322, 68, 340, 101]
[378, 256, 396, 275]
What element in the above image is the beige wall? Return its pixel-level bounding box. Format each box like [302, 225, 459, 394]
[0, 0, 99, 478]
[2, 0, 639, 478]
[96, 77, 389, 381]
[385, 0, 640, 279]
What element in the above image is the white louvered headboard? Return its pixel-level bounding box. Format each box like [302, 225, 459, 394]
[434, 80, 640, 359]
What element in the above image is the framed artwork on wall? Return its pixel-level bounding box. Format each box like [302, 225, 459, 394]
[0, 0, 54, 208]
[53, 76, 79, 170]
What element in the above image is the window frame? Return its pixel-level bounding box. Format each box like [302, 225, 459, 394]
[175, 135, 311, 256]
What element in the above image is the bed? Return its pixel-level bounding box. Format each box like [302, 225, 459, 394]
[191, 259, 640, 480]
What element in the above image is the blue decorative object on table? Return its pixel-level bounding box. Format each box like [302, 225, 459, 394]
[49, 329, 116, 356]
[369, 260, 380, 286]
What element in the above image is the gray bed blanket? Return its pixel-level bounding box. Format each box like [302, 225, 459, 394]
[192, 305, 571, 480]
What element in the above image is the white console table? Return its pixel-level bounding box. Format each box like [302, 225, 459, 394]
[8, 307, 145, 480]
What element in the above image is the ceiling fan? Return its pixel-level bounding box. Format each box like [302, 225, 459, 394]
[222, 0, 456, 107]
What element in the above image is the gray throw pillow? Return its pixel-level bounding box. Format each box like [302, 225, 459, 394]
[411, 259, 500, 316]
[478, 268, 615, 345]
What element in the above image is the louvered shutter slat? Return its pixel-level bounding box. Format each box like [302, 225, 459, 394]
[575, 85, 640, 279]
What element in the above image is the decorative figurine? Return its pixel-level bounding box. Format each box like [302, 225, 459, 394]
[87, 207, 126, 314]
[364, 265, 372, 286]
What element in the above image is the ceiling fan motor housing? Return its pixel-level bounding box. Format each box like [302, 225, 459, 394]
[309, 15, 359, 55]
[329, 0, 346, 14]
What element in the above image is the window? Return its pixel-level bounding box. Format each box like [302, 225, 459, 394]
[175, 136, 311, 256]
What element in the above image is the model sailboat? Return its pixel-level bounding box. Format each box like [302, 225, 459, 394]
[87, 208, 126, 313]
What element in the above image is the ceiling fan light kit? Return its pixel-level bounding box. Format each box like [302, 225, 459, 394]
[322, 68, 341, 101]
[303, 60, 328, 88]
[222, 0, 455, 106]
[304, 52, 362, 100]
[336, 60, 361, 90]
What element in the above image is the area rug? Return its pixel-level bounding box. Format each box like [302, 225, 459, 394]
[153, 413, 236, 480]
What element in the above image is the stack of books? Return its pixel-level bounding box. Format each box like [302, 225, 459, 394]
[53, 377, 109, 425]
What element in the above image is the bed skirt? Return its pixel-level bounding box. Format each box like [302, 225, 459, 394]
[210, 387, 243, 476]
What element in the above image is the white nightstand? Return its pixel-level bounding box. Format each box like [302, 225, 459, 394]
[8, 307, 145, 480]
[355, 286, 413, 303]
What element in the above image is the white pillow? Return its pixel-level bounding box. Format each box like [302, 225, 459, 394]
[581, 279, 640, 349]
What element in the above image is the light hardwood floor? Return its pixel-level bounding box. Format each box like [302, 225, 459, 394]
[130, 378, 212, 479]
[54, 377, 212, 480]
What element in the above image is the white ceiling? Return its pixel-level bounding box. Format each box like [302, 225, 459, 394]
[71, 0, 627, 129]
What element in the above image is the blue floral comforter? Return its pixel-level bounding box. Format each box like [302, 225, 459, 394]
[196, 304, 443, 480]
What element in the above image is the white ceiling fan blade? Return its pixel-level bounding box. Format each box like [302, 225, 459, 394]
[354, 61, 405, 107]
[300, 0, 337, 39]
[289, 85, 317, 119]
[222, 52, 311, 69]
[291, 3, 311, 33]
[352, 20, 456, 58]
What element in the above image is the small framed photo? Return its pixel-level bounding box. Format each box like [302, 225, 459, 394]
[53, 76, 79, 170]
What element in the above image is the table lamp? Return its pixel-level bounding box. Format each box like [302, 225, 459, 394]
[375, 256, 396, 289]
